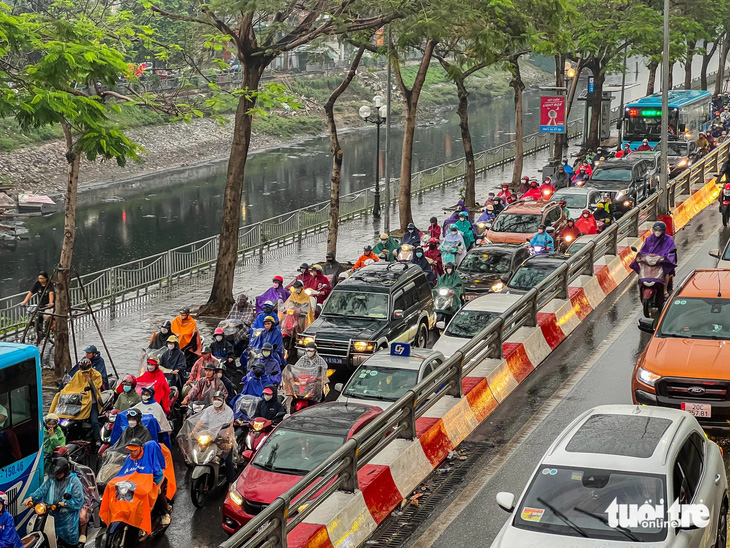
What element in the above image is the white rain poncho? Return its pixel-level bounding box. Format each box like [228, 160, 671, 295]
[176, 404, 238, 465]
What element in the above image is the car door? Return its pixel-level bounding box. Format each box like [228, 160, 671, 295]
[390, 289, 410, 343]
[671, 432, 712, 548]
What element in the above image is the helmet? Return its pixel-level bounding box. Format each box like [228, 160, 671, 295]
[45, 413, 59, 424]
[501, 182, 509, 187]
[214, 362, 225, 371]
[127, 408, 142, 421]
[179, 307, 190, 315]
[292, 280, 304, 288]
[122, 374, 137, 386]
[79, 358, 92, 371]
[212, 390, 225, 400]
[363, 245, 372, 252]
[538, 224, 546, 230]
[84, 345, 97, 354]
[445, 262, 455, 270]
[126, 437, 144, 447]
[166, 335, 178, 343]
[141, 386, 155, 399]
[262, 386, 274, 395]
[202, 345, 212, 354]
[263, 315, 276, 324]
[596, 202, 605, 209]
[161, 320, 172, 330]
[272, 275, 284, 283]
[146, 355, 160, 366]
[407, 223, 416, 230]
[642, 139, 649, 144]
[305, 342, 318, 351]
[50, 457, 70, 477]
[429, 237, 438, 244]
[204, 361, 216, 370]
[521, 176, 529, 181]
[262, 342, 273, 351]
[299, 263, 309, 270]
[486, 204, 494, 211]
[652, 221, 666, 233]
[214, 327, 224, 335]
[458, 211, 468, 217]
[450, 225, 458, 232]
[530, 181, 539, 188]
[311, 264, 323, 273]
[0, 492, 7, 506]
[430, 216, 438, 223]
[725, 183, 730, 190]
[544, 177, 552, 184]
[325, 251, 335, 259]
[237, 293, 248, 303]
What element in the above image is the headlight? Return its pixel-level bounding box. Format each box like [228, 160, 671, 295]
[492, 281, 504, 292]
[637, 367, 661, 387]
[623, 200, 631, 207]
[616, 189, 629, 198]
[564, 235, 574, 242]
[677, 158, 688, 167]
[438, 288, 449, 296]
[197, 434, 211, 445]
[228, 487, 243, 507]
[352, 341, 375, 352]
[252, 421, 264, 431]
[477, 222, 487, 229]
[297, 335, 314, 347]
[533, 245, 542, 252]
[34, 503, 47, 515]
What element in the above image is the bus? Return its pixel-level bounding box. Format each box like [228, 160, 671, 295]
[622, 90, 712, 149]
[0, 342, 43, 532]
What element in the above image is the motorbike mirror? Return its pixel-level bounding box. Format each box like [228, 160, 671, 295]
[637, 318, 656, 334]
[242, 449, 253, 462]
[392, 309, 404, 320]
[546, 227, 555, 234]
[710, 249, 720, 259]
[63, 493, 73, 500]
[525, 238, 531, 242]
[669, 248, 677, 254]
[334, 382, 344, 392]
[436, 321, 446, 331]
[630, 246, 638, 252]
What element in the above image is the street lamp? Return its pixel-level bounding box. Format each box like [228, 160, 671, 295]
[359, 95, 387, 218]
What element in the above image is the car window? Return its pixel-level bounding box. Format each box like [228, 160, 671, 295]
[401, 282, 417, 310]
[544, 208, 560, 226]
[508, 265, 557, 291]
[394, 291, 406, 313]
[343, 365, 419, 401]
[673, 433, 704, 504]
[418, 280, 431, 304]
[460, 251, 513, 274]
[551, 191, 586, 209]
[591, 168, 633, 182]
[322, 290, 389, 319]
[657, 297, 730, 339]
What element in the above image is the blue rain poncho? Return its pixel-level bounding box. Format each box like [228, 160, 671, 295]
[28, 473, 84, 545]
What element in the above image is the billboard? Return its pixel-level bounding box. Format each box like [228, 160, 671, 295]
[539, 96, 566, 134]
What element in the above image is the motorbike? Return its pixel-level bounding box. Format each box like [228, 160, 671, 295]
[243, 416, 282, 462]
[397, 244, 415, 263]
[721, 185, 730, 227]
[631, 246, 675, 318]
[281, 367, 323, 413]
[525, 238, 552, 255]
[440, 244, 462, 265]
[98, 410, 119, 456]
[56, 389, 115, 469]
[432, 286, 461, 326]
[557, 232, 578, 254]
[473, 221, 492, 245]
[21, 494, 73, 548]
[105, 481, 172, 548]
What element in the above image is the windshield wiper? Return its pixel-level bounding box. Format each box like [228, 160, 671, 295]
[271, 466, 310, 475]
[348, 392, 389, 401]
[536, 497, 588, 538]
[573, 506, 640, 542]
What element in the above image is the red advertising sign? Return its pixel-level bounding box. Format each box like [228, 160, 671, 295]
[540, 96, 566, 134]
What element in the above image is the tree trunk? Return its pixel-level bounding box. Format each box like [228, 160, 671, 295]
[455, 78, 476, 210]
[200, 61, 265, 315]
[509, 57, 525, 186]
[700, 39, 718, 91]
[325, 46, 365, 256]
[394, 40, 436, 231]
[586, 67, 605, 151]
[716, 34, 730, 95]
[684, 41, 696, 89]
[553, 54, 566, 161]
[647, 61, 658, 95]
[53, 123, 80, 381]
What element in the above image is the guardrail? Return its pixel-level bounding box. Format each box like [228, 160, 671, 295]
[221, 140, 730, 548]
[0, 117, 585, 339]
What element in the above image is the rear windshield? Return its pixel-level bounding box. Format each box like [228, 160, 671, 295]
[591, 168, 632, 182]
[508, 265, 555, 291]
[551, 192, 587, 209]
[459, 251, 512, 274]
[491, 213, 541, 233]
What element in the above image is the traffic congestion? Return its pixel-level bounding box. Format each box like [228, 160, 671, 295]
[5, 95, 730, 548]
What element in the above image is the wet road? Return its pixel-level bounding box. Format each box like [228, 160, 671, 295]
[367, 205, 730, 547]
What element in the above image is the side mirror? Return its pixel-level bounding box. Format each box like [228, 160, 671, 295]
[436, 321, 446, 331]
[710, 249, 720, 259]
[638, 318, 656, 333]
[334, 382, 343, 392]
[392, 309, 404, 320]
[63, 493, 73, 500]
[501, 273, 511, 283]
[496, 492, 515, 513]
[630, 246, 638, 252]
[242, 449, 253, 462]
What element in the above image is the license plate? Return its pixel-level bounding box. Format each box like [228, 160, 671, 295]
[324, 357, 343, 365]
[681, 402, 711, 418]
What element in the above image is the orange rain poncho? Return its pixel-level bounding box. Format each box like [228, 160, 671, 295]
[170, 315, 197, 350]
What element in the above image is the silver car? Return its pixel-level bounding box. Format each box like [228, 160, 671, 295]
[493, 405, 727, 547]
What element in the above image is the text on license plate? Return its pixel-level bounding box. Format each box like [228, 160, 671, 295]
[681, 402, 711, 418]
[324, 357, 343, 364]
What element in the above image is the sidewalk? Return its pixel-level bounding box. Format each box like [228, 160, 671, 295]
[69, 152, 553, 380]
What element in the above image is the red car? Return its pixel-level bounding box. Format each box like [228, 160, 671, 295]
[222, 402, 382, 533]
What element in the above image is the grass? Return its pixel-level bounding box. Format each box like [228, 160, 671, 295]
[253, 113, 324, 139]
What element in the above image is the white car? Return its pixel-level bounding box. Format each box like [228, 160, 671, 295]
[432, 293, 524, 359]
[492, 405, 727, 547]
[709, 240, 730, 268]
[551, 188, 603, 220]
[335, 347, 445, 410]
[565, 234, 601, 256]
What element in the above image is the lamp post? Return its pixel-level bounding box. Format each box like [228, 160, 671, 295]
[359, 95, 387, 218]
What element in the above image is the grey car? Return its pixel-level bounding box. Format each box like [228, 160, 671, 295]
[492, 405, 727, 547]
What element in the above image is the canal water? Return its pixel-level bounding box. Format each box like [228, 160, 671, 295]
[0, 60, 699, 297]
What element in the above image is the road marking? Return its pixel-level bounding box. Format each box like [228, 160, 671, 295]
[411, 220, 721, 548]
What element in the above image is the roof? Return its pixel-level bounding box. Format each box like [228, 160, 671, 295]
[281, 402, 377, 436]
[501, 200, 557, 215]
[0, 342, 39, 363]
[521, 254, 570, 268]
[360, 348, 444, 371]
[544, 405, 689, 474]
[551, 187, 596, 198]
[627, 90, 711, 108]
[337, 263, 420, 293]
[677, 269, 730, 298]
[466, 243, 523, 255]
[462, 292, 524, 312]
[594, 157, 641, 170]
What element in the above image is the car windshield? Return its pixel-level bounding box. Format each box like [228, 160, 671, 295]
[508, 265, 556, 290]
[343, 366, 419, 401]
[565, 242, 589, 256]
[322, 290, 388, 319]
[252, 429, 345, 475]
[459, 251, 512, 274]
[491, 213, 541, 233]
[657, 297, 730, 339]
[445, 310, 499, 338]
[591, 168, 633, 182]
[551, 192, 587, 209]
[514, 466, 666, 542]
[656, 142, 688, 156]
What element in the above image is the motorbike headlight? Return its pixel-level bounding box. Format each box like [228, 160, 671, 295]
[564, 235, 574, 242]
[438, 288, 449, 296]
[34, 503, 47, 515]
[228, 487, 243, 507]
[252, 421, 264, 432]
[197, 434, 211, 446]
[477, 222, 487, 229]
[677, 158, 688, 167]
[297, 335, 314, 347]
[533, 246, 542, 252]
[352, 341, 375, 352]
[623, 200, 631, 207]
[492, 281, 504, 292]
[637, 367, 661, 387]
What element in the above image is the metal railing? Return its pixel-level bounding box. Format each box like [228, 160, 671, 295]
[0, 117, 584, 338]
[221, 141, 730, 548]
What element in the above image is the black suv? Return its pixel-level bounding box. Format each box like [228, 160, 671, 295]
[297, 263, 436, 369]
[584, 156, 655, 214]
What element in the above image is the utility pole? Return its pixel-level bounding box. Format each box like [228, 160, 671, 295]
[659, 0, 670, 214]
[383, 27, 392, 233]
[616, 45, 628, 150]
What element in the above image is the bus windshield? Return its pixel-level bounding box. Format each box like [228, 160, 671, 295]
[0, 343, 42, 522]
[623, 110, 679, 141]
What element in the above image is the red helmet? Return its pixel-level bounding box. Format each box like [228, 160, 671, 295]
[214, 327, 224, 335]
[122, 374, 137, 386]
[724, 184, 730, 191]
[501, 182, 509, 188]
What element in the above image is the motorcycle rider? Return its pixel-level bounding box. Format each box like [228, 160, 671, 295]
[492, 196, 505, 214]
[246, 315, 285, 368]
[62, 345, 109, 390]
[226, 293, 256, 352]
[478, 205, 496, 222]
[424, 238, 444, 277]
[616, 142, 632, 158]
[539, 178, 557, 200]
[182, 362, 227, 406]
[411, 247, 437, 283]
[553, 164, 570, 189]
[132, 387, 172, 440]
[116, 408, 153, 448]
[160, 335, 186, 391]
[279, 281, 315, 327]
[427, 217, 442, 241]
[0, 491, 22, 548]
[454, 211, 475, 249]
[256, 342, 283, 384]
[443, 200, 468, 233]
[184, 347, 218, 397]
[50, 360, 104, 446]
[630, 221, 677, 296]
[571, 165, 589, 186]
[214, 363, 236, 405]
[309, 264, 332, 306]
[517, 176, 531, 195]
[254, 386, 286, 423]
[440, 226, 466, 265]
[135, 357, 172, 414]
[23, 457, 84, 546]
[251, 301, 279, 329]
[116, 376, 143, 413]
[210, 327, 236, 376]
[19, 271, 54, 344]
[191, 392, 236, 483]
[575, 209, 598, 235]
[283, 343, 329, 403]
[148, 320, 174, 350]
[170, 307, 200, 367]
[353, 245, 380, 270]
[255, 276, 290, 314]
[373, 233, 401, 263]
[593, 201, 612, 228]
[560, 219, 582, 248]
[497, 182, 513, 202]
[435, 262, 464, 302]
[696, 132, 710, 154]
[401, 223, 422, 246]
[286, 263, 316, 291]
[529, 224, 554, 252]
[637, 138, 653, 151]
[521, 180, 541, 200]
[42, 413, 66, 470]
[322, 252, 345, 286]
[240, 363, 272, 397]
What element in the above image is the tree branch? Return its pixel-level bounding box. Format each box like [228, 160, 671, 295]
[199, 3, 240, 49]
[150, 5, 211, 26]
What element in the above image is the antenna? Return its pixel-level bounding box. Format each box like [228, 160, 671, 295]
[718, 271, 723, 298]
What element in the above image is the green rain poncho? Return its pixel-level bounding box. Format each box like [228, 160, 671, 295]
[372, 237, 401, 262]
[436, 269, 464, 301]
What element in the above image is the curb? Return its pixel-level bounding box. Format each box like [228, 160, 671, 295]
[284, 177, 720, 548]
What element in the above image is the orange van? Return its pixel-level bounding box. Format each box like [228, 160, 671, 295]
[484, 199, 567, 244]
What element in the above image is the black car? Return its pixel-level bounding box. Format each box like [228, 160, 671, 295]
[503, 254, 570, 295]
[297, 263, 436, 369]
[653, 141, 700, 177]
[457, 244, 531, 300]
[584, 156, 655, 215]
